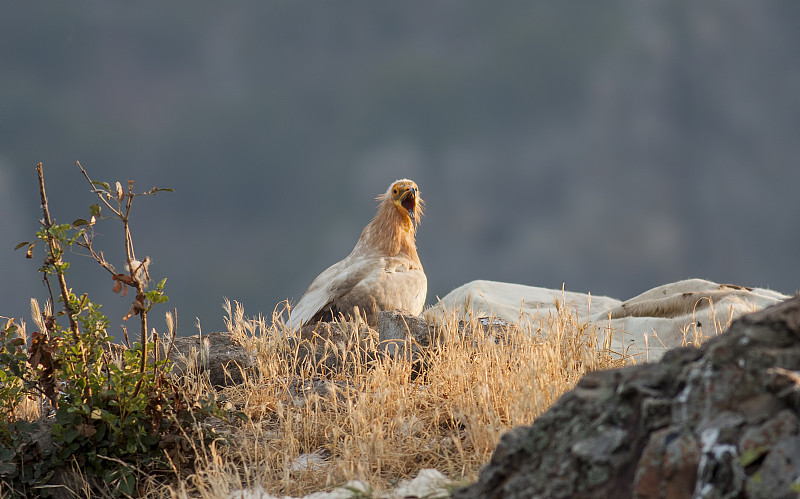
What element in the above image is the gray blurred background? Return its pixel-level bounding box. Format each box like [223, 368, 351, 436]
[2, 2, 798, 337]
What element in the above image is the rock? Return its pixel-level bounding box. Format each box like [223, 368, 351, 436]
[288, 449, 330, 472]
[292, 319, 376, 376]
[739, 409, 798, 457]
[377, 311, 518, 378]
[745, 437, 800, 498]
[227, 469, 452, 499]
[453, 296, 800, 498]
[635, 428, 701, 499]
[284, 377, 352, 409]
[378, 310, 434, 349]
[633, 427, 672, 498]
[377, 310, 436, 371]
[388, 468, 450, 498]
[287, 311, 511, 379]
[228, 479, 371, 499]
[570, 427, 627, 463]
[288, 312, 438, 377]
[168, 331, 252, 388]
[662, 431, 700, 499]
[427, 279, 790, 363]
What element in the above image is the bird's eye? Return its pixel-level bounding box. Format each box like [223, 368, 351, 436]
[392, 188, 398, 195]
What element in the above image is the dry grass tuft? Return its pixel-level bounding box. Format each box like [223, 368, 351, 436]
[155, 299, 631, 498]
[4, 317, 45, 423]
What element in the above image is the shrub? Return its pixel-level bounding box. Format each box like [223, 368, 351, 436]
[0, 163, 226, 497]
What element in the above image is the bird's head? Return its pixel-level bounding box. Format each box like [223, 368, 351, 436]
[388, 179, 423, 226]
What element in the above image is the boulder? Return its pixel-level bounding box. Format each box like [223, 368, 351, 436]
[291, 319, 376, 376]
[378, 310, 435, 356]
[427, 279, 790, 362]
[377, 311, 518, 379]
[453, 295, 800, 498]
[168, 331, 252, 388]
[378, 311, 516, 354]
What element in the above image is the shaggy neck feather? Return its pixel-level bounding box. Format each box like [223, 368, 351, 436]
[356, 194, 419, 263]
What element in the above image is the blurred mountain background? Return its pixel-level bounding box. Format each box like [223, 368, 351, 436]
[2, 2, 798, 336]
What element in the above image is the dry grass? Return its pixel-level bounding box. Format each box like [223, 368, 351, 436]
[5, 298, 632, 498]
[153, 299, 630, 498]
[678, 297, 740, 349]
[2, 317, 45, 423]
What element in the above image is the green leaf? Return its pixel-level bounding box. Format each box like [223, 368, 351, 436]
[117, 469, 136, 496]
[91, 180, 112, 192]
[72, 219, 89, 227]
[89, 204, 102, 217]
[148, 187, 174, 195]
[14, 241, 30, 250]
[62, 427, 79, 444]
[7, 360, 22, 377]
[232, 410, 249, 422]
[142, 433, 159, 447]
[94, 422, 107, 442]
[0, 461, 17, 477]
[0, 447, 15, 461]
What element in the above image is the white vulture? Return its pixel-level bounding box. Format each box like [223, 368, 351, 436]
[289, 179, 426, 330]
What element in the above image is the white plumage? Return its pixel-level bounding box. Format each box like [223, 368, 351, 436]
[288, 179, 426, 330]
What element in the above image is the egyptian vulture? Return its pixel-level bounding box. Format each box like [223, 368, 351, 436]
[288, 179, 427, 330]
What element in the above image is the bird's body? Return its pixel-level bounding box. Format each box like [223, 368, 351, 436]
[288, 179, 426, 330]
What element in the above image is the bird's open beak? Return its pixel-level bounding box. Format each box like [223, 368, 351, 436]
[400, 188, 417, 221]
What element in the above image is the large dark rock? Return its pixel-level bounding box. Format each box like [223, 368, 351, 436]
[453, 296, 800, 499]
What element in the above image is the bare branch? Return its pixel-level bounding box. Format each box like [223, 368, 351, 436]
[37, 163, 79, 340]
[79, 231, 118, 277]
[76, 161, 123, 218]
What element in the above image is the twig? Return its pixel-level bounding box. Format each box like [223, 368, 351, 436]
[121, 324, 131, 349]
[36, 163, 80, 340]
[139, 300, 149, 378]
[75, 161, 148, 378]
[78, 233, 117, 277]
[37, 163, 91, 401]
[76, 161, 123, 218]
[76, 161, 150, 393]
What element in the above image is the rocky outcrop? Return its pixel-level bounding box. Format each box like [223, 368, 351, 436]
[453, 295, 800, 499]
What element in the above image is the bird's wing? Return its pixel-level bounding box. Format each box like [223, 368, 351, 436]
[288, 255, 378, 330]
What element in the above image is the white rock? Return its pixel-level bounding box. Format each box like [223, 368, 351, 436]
[381, 469, 450, 498]
[227, 479, 370, 499]
[227, 469, 452, 499]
